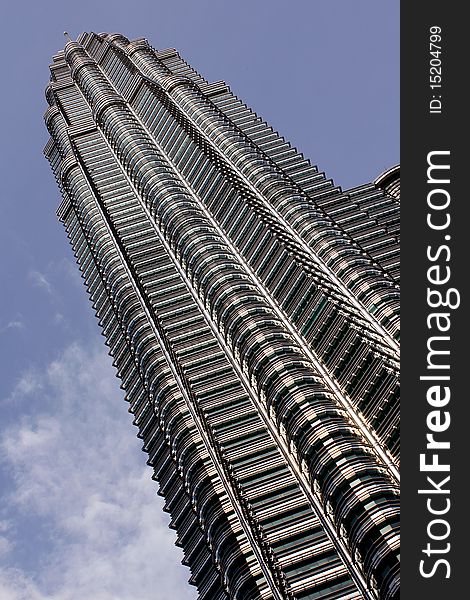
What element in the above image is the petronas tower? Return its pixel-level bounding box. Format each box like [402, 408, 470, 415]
[44, 32, 400, 600]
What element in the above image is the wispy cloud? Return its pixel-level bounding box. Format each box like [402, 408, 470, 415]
[28, 270, 53, 295]
[0, 522, 13, 560]
[0, 341, 195, 600]
[0, 320, 25, 335]
[3, 371, 42, 404]
[52, 312, 71, 331]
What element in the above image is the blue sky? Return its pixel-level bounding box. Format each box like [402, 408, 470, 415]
[0, 1, 399, 598]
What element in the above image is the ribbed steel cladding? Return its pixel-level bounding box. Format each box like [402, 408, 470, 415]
[120, 71, 398, 464]
[92, 36, 400, 464]
[58, 153, 264, 600]
[47, 111, 360, 599]
[115, 37, 400, 336]
[44, 32, 400, 600]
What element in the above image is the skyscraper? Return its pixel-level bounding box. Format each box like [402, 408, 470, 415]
[44, 32, 400, 600]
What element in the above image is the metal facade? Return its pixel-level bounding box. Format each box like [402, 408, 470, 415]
[44, 32, 400, 600]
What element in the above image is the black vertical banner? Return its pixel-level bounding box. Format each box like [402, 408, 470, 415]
[401, 4, 466, 599]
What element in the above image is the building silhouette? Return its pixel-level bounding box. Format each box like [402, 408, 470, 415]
[44, 32, 400, 600]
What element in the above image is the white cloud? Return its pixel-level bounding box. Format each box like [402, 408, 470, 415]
[0, 522, 13, 559]
[29, 270, 53, 295]
[0, 341, 196, 600]
[0, 320, 25, 335]
[3, 371, 43, 404]
[53, 312, 73, 334]
[0, 522, 10, 533]
[0, 568, 46, 600]
[0, 537, 12, 560]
